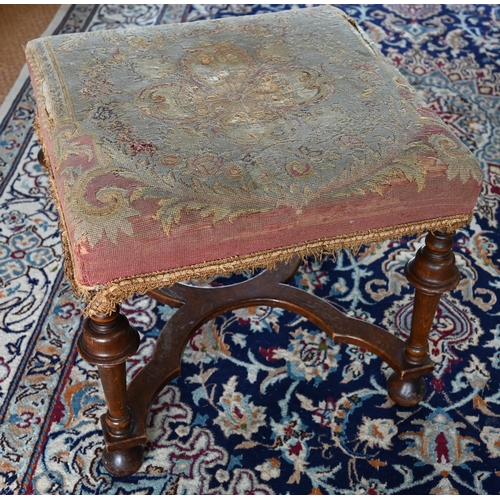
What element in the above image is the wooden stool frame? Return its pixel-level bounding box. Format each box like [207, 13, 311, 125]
[74, 222, 459, 476]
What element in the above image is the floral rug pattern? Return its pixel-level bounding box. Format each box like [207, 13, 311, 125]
[1, 4, 500, 494]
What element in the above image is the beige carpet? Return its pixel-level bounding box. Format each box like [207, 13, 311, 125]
[0, 4, 60, 105]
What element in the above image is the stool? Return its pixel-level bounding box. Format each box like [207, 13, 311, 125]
[26, 6, 482, 477]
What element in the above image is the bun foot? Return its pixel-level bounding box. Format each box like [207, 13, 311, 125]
[102, 445, 144, 477]
[387, 372, 426, 407]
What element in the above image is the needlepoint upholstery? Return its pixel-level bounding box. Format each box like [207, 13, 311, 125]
[25, 6, 482, 315]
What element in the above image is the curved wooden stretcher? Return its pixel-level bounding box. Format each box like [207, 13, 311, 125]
[75, 229, 458, 476]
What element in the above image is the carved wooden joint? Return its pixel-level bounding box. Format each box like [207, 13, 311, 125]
[405, 231, 460, 295]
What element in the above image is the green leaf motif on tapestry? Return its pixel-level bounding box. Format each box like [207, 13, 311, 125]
[429, 134, 483, 184]
[67, 164, 141, 248]
[388, 142, 430, 192]
[154, 196, 270, 235]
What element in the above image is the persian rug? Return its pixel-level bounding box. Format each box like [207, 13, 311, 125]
[0, 4, 499, 495]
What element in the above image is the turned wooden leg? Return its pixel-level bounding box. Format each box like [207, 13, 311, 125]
[388, 231, 460, 406]
[77, 307, 144, 476]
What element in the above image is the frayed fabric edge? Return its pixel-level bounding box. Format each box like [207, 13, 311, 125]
[33, 118, 472, 317]
[34, 117, 81, 301]
[82, 213, 471, 317]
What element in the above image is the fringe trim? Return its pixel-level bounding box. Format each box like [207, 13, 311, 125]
[34, 115, 81, 302]
[83, 213, 471, 317]
[33, 119, 472, 317]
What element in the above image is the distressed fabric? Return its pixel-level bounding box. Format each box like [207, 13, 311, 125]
[25, 5, 482, 314]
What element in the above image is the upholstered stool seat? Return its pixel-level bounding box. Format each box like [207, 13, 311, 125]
[26, 6, 482, 477]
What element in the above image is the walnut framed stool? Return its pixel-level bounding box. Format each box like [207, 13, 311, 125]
[26, 6, 482, 478]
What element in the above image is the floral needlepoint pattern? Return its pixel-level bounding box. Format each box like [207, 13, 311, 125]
[25, 5, 482, 303]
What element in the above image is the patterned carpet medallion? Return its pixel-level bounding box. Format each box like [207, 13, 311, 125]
[0, 4, 499, 494]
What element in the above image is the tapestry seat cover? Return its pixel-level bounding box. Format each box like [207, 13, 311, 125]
[25, 6, 482, 315]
